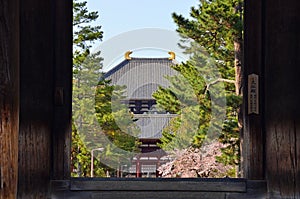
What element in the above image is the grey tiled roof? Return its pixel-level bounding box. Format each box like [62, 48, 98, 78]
[104, 58, 178, 99]
[104, 57, 178, 139]
[134, 114, 176, 138]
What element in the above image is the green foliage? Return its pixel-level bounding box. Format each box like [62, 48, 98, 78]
[72, 0, 103, 135]
[94, 79, 141, 153]
[92, 79, 141, 174]
[173, 0, 243, 90]
[71, 121, 106, 177]
[216, 94, 241, 166]
[71, 0, 139, 177]
[154, 58, 214, 151]
[155, 0, 243, 172]
[72, 0, 135, 177]
[72, 1, 141, 177]
[73, 0, 103, 57]
[71, 0, 104, 177]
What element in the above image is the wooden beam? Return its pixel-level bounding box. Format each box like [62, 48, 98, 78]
[70, 178, 247, 192]
[50, 179, 267, 199]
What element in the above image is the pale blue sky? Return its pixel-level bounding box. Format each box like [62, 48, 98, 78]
[87, 0, 199, 41]
[86, 0, 199, 70]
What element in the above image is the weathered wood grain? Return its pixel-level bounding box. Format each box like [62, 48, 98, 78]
[18, 0, 54, 198]
[264, 0, 300, 198]
[0, 0, 19, 198]
[18, 0, 72, 197]
[90, 192, 226, 199]
[52, 0, 73, 180]
[226, 180, 267, 199]
[242, 0, 265, 180]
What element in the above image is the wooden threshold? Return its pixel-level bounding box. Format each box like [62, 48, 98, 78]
[70, 178, 247, 192]
[50, 179, 267, 199]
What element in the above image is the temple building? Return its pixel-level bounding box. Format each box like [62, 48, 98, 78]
[2, 1, 300, 197]
[104, 51, 178, 177]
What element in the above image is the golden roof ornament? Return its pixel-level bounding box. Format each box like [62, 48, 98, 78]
[125, 51, 132, 60]
[168, 51, 175, 60]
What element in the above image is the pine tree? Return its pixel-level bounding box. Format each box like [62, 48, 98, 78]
[71, 0, 105, 177]
[72, 1, 141, 177]
[155, 0, 243, 175]
[154, 50, 222, 151]
[94, 79, 141, 173]
[73, 0, 103, 62]
[172, 0, 243, 95]
[94, 79, 141, 153]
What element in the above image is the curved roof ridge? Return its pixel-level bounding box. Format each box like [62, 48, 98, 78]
[104, 57, 178, 78]
[130, 57, 170, 60]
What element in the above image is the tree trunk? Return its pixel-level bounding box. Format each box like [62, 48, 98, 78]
[234, 38, 244, 178]
[234, 39, 243, 96]
[0, 0, 19, 198]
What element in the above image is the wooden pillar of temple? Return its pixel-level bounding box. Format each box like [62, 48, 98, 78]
[136, 158, 142, 178]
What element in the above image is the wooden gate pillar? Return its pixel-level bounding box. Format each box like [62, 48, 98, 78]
[242, 0, 265, 180]
[263, 0, 300, 197]
[245, 0, 300, 197]
[0, 0, 20, 198]
[18, 0, 72, 198]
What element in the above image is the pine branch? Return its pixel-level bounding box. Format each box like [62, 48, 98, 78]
[205, 78, 235, 94]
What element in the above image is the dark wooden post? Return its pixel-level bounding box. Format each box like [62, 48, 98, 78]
[245, 0, 300, 197]
[0, 0, 19, 198]
[263, 0, 300, 198]
[18, 0, 72, 198]
[242, 0, 265, 180]
[18, 0, 54, 197]
[51, 0, 72, 180]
